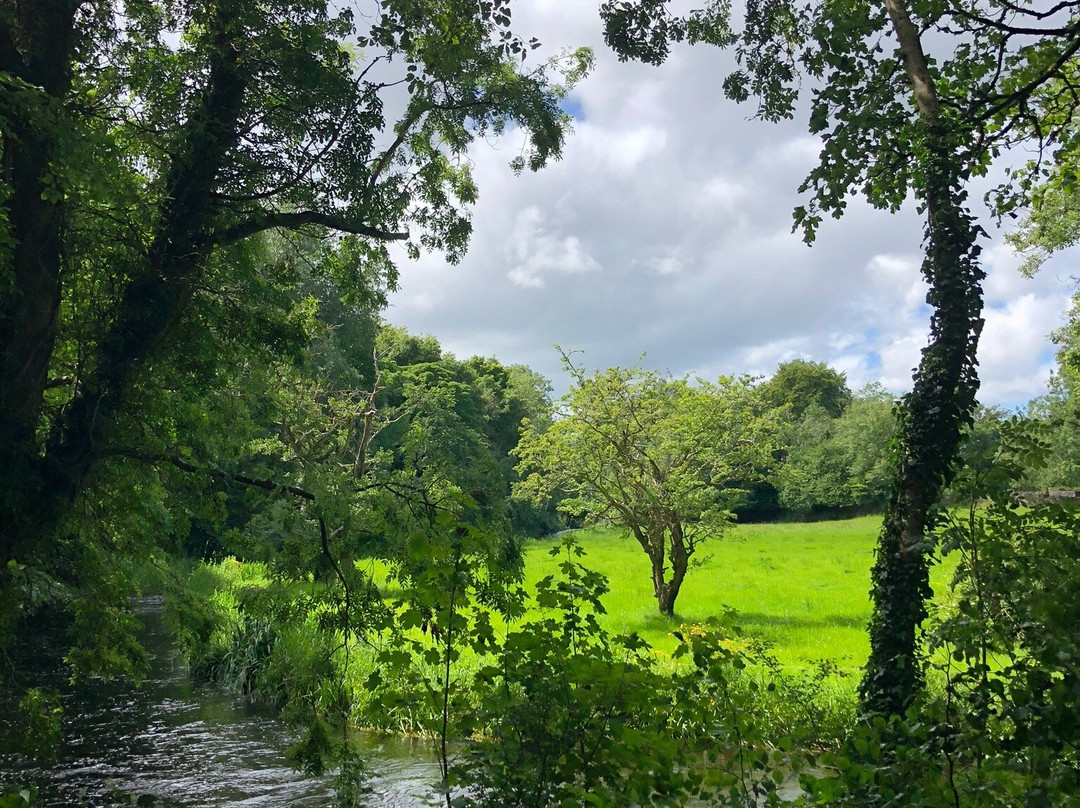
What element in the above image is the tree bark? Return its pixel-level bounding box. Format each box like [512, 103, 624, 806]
[49, 7, 247, 512]
[0, 0, 82, 569]
[0, 1, 249, 578]
[649, 535, 671, 614]
[650, 521, 689, 616]
[859, 0, 985, 718]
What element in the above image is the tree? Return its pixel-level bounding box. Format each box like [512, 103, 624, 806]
[0, 0, 590, 650]
[513, 354, 774, 615]
[601, 0, 1080, 716]
[185, 316, 552, 588]
[369, 329, 556, 543]
[1019, 291, 1080, 491]
[925, 419, 1080, 807]
[1007, 162, 1080, 491]
[761, 359, 852, 420]
[775, 384, 897, 513]
[1009, 185, 1080, 278]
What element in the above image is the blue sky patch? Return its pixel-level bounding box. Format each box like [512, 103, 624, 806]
[560, 96, 585, 121]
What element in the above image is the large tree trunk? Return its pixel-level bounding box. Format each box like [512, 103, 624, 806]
[43, 7, 247, 502]
[0, 1, 248, 594]
[859, 0, 985, 718]
[0, 0, 82, 572]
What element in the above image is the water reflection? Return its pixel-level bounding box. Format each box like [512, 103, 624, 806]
[0, 599, 439, 807]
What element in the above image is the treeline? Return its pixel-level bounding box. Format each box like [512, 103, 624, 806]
[162, 306, 1079, 582]
[739, 363, 897, 520]
[749, 351, 1080, 519]
[162, 263, 568, 573]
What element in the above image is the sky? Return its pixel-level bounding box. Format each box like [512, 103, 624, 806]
[383, 1, 1078, 409]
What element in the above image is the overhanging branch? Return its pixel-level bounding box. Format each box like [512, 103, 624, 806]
[106, 448, 317, 502]
[215, 210, 408, 244]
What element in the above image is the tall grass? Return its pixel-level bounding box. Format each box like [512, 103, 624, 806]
[177, 516, 958, 744]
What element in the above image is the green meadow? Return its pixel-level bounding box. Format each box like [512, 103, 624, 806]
[189, 515, 963, 739]
[524, 516, 957, 671]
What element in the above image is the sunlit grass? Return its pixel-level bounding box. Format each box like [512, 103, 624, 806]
[524, 517, 957, 671]
[186, 516, 961, 737]
[192, 516, 958, 676]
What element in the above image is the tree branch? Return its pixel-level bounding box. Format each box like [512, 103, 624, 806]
[884, 0, 941, 120]
[215, 210, 408, 244]
[987, 0, 1080, 21]
[975, 24, 1080, 121]
[368, 107, 424, 191]
[44, 375, 75, 390]
[952, 7, 1078, 37]
[105, 448, 318, 502]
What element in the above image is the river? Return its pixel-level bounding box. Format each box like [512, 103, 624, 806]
[0, 598, 440, 807]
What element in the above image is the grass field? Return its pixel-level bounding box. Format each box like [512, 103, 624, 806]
[210, 515, 956, 675]
[523, 516, 956, 671]
[192, 516, 959, 738]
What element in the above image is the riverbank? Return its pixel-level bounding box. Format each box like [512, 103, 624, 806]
[0, 598, 440, 807]
[4, 516, 966, 806]
[170, 516, 937, 752]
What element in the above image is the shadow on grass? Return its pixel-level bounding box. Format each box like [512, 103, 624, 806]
[634, 610, 865, 633]
[635, 612, 686, 633]
[730, 612, 866, 631]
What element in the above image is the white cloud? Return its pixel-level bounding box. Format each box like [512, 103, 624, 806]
[864, 254, 927, 314]
[701, 177, 746, 210]
[771, 136, 821, 168]
[381, 1, 1076, 408]
[878, 330, 927, 392]
[739, 337, 813, 371]
[650, 255, 683, 276]
[977, 294, 1066, 404]
[505, 206, 602, 289]
[577, 124, 668, 175]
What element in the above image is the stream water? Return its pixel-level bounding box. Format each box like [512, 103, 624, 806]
[0, 598, 440, 807]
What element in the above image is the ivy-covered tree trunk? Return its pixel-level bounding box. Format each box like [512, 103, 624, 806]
[0, 0, 248, 601]
[859, 0, 985, 718]
[0, 0, 81, 580]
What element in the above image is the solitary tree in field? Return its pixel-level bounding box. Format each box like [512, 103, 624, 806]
[513, 354, 774, 615]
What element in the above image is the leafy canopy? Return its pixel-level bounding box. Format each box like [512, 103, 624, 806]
[514, 352, 775, 614]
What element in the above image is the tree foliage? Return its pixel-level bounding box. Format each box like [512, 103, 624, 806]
[1016, 291, 1080, 494]
[760, 359, 853, 420]
[0, 0, 589, 657]
[775, 385, 897, 512]
[514, 353, 775, 615]
[1007, 167, 1080, 490]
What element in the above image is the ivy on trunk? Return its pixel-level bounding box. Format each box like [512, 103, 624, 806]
[601, 0, 1080, 714]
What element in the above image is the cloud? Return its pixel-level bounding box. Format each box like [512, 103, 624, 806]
[576, 124, 668, 175]
[978, 294, 1067, 406]
[382, 1, 1076, 409]
[650, 256, 683, 276]
[505, 206, 602, 289]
